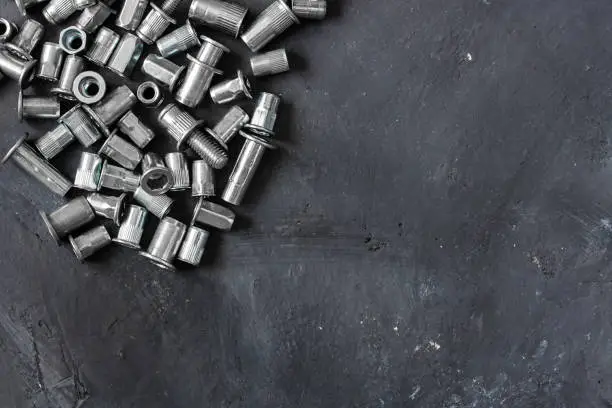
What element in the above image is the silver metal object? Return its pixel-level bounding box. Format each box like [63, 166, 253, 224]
[43, 0, 79, 25]
[117, 111, 155, 148]
[0, 19, 18, 43]
[246, 91, 281, 135]
[156, 21, 199, 58]
[1, 136, 72, 197]
[209, 69, 251, 104]
[37, 42, 64, 81]
[133, 186, 173, 218]
[5, 19, 44, 59]
[74, 0, 96, 11]
[99, 161, 141, 192]
[85, 26, 120, 66]
[116, 0, 148, 30]
[107, 32, 143, 78]
[87, 192, 127, 224]
[250, 48, 289, 76]
[175, 55, 221, 107]
[74, 152, 103, 191]
[137, 81, 163, 107]
[40, 196, 95, 242]
[291, 0, 326, 19]
[159, 0, 182, 14]
[189, 0, 247, 38]
[0, 48, 36, 86]
[136, 4, 176, 45]
[140, 152, 174, 195]
[177, 225, 209, 265]
[98, 131, 143, 170]
[35, 123, 75, 159]
[113, 204, 147, 249]
[14, 0, 46, 16]
[195, 35, 229, 66]
[76, 2, 115, 34]
[140, 53, 184, 92]
[139, 217, 186, 270]
[191, 160, 214, 196]
[59, 26, 87, 54]
[241, 0, 299, 52]
[205, 105, 249, 146]
[192, 198, 234, 230]
[59, 105, 104, 147]
[72, 71, 106, 104]
[165, 152, 189, 191]
[69, 225, 112, 261]
[18, 92, 61, 121]
[85, 84, 137, 134]
[157, 103, 229, 169]
[51, 54, 85, 100]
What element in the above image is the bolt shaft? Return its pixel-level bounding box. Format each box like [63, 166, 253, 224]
[222, 139, 266, 205]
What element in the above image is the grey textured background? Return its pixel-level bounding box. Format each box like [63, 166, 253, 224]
[2, 0, 612, 406]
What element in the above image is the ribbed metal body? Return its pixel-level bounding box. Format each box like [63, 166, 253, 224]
[74, 152, 103, 191]
[241, 0, 299, 52]
[175, 55, 219, 108]
[140, 217, 186, 270]
[87, 192, 126, 224]
[117, 111, 155, 148]
[19, 94, 61, 120]
[133, 186, 173, 218]
[43, 0, 79, 25]
[107, 32, 143, 78]
[160, 0, 182, 14]
[40, 196, 95, 241]
[207, 105, 249, 145]
[141, 53, 184, 92]
[136, 4, 175, 44]
[191, 160, 214, 197]
[165, 152, 190, 190]
[77, 2, 114, 33]
[99, 161, 141, 192]
[35, 123, 75, 159]
[69, 225, 111, 261]
[116, 0, 148, 30]
[85, 27, 120, 65]
[98, 131, 143, 170]
[52, 55, 85, 100]
[189, 0, 247, 37]
[177, 225, 209, 265]
[291, 0, 326, 19]
[114, 205, 147, 248]
[250, 48, 289, 76]
[156, 22, 200, 58]
[59, 105, 103, 147]
[209, 70, 251, 104]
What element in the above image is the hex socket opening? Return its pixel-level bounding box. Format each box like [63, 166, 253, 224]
[137, 81, 161, 105]
[73, 71, 106, 104]
[60, 27, 87, 54]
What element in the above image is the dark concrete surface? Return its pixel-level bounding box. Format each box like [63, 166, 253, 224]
[2, 0, 612, 406]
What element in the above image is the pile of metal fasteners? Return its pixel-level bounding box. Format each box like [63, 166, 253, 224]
[0, 0, 327, 270]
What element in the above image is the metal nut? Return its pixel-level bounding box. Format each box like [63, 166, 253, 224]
[74, 151, 103, 191]
[139, 217, 186, 270]
[192, 198, 235, 230]
[40, 196, 95, 242]
[209, 69, 252, 104]
[69, 225, 112, 261]
[59, 26, 87, 54]
[72, 71, 106, 104]
[0, 18, 18, 43]
[98, 130, 143, 170]
[113, 204, 147, 249]
[140, 53, 184, 92]
[137, 81, 163, 107]
[18, 91, 61, 121]
[189, 0, 247, 38]
[107, 32, 143, 78]
[51, 54, 85, 100]
[241, 0, 299, 52]
[140, 152, 174, 195]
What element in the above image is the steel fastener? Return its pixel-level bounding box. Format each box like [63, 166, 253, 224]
[0, 48, 36, 87]
[117, 111, 155, 148]
[156, 21, 200, 58]
[250, 48, 290, 77]
[76, 2, 115, 34]
[291, 0, 326, 19]
[85, 26, 120, 66]
[133, 186, 173, 218]
[59, 105, 104, 147]
[86, 85, 137, 134]
[72, 71, 106, 104]
[165, 152, 190, 191]
[98, 130, 143, 170]
[35, 123, 75, 159]
[69, 225, 112, 261]
[37, 42, 64, 81]
[51, 54, 85, 100]
[73, 151, 103, 191]
[136, 4, 176, 45]
[141, 152, 174, 195]
[99, 161, 141, 192]
[137, 81, 163, 107]
[241, 0, 299, 52]
[140, 53, 184, 92]
[18, 91, 61, 121]
[177, 225, 209, 265]
[174, 55, 222, 107]
[74, 0, 96, 11]
[139, 217, 186, 270]
[205, 105, 249, 146]
[113, 204, 147, 249]
[40, 196, 95, 242]
[1, 136, 72, 197]
[5, 19, 44, 59]
[246, 91, 281, 135]
[107, 32, 143, 78]
[116, 0, 148, 30]
[14, 0, 47, 15]
[191, 160, 214, 197]
[59, 26, 87, 54]
[43, 0, 79, 25]
[209, 69, 252, 104]
[192, 198, 234, 230]
[0, 19, 18, 43]
[195, 35, 229, 66]
[87, 192, 127, 225]
[188, 0, 247, 38]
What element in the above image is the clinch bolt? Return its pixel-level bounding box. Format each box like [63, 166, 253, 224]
[177, 225, 209, 266]
[35, 123, 75, 159]
[5, 19, 44, 60]
[192, 198, 235, 230]
[250, 48, 290, 77]
[175, 55, 222, 107]
[73, 151, 103, 191]
[137, 81, 163, 107]
[99, 161, 141, 192]
[0, 48, 37, 87]
[59, 105, 104, 147]
[195, 35, 229, 66]
[140, 152, 174, 195]
[14, 0, 47, 15]
[0, 19, 18, 43]
[165, 152, 190, 191]
[59, 26, 87, 54]
[136, 3, 176, 45]
[140, 53, 184, 92]
[87, 85, 137, 134]
[241, 0, 299, 52]
[113, 204, 147, 249]
[51, 54, 85, 100]
[209, 69, 252, 104]
[191, 160, 214, 197]
[139, 217, 186, 271]
[77, 2, 115, 34]
[1, 136, 72, 197]
[72, 71, 106, 104]
[107, 32, 143, 78]
[18, 92, 61, 121]
[117, 111, 155, 148]
[37, 42, 64, 81]
[43, 0, 79, 25]
[98, 130, 143, 170]
[133, 186, 174, 218]
[156, 21, 200, 58]
[157, 103, 229, 169]
[206, 105, 249, 146]
[246, 91, 281, 135]
[189, 0, 248, 38]
[85, 26, 120, 66]
[291, 0, 326, 19]
[117, 0, 148, 31]
[69, 225, 112, 261]
[40, 196, 95, 242]
[87, 192, 127, 225]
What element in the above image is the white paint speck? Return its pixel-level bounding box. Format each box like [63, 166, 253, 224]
[465, 52, 473, 62]
[409, 385, 421, 400]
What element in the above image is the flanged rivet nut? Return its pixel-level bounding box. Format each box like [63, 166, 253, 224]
[246, 91, 281, 136]
[76, 2, 115, 34]
[0, 19, 18, 43]
[36, 42, 64, 81]
[137, 81, 163, 107]
[87, 192, 127, 225]
[133, 185, 174, 218]
[85, 26, 120, 66]
[209, 69, 252, 104]
[72, 71, 106, 104]
[1, 136, 72, 196]
[113, 204, 147, 249]
[99, 160, 141, 192]
[43, 0, 79, 25]
[165, 152, 190, 191]
[18, 91, 61, 121]
[74, 151, 103, 191]
[0, 48, 37, 87]
[140, 53, 184, 92]
[140, 152, 174, 195]
[241, 0, 299, 52]
[174, 55, 221, 108]
[205, 105, 249, 146]
[51, 54, 85, 100]
[291, 0, 326, 19]
[59, 26, 87, 54]
[195, 35, 229, 66]
[69, 225, 112, 261]
[191, 160, 214, 197]
[139, 216, 186, 271]
[107, 32, 143, 78]
[40, 196, 95, 242]
[5, 19, 44, 59]
[136, 3, 176, 45]
[117, 110, 155, 148]
[177, 224, 209, 265]
[189, 0, 248, 38]
[59, 105, 104, 147]
[192, 198, 235, 230]
[250, 48, 290, 77]
[86, 84, 137, 134]
[156, 21, 200, 58]
[35, 123, 75, 160]
[98, 130, 143, 170]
